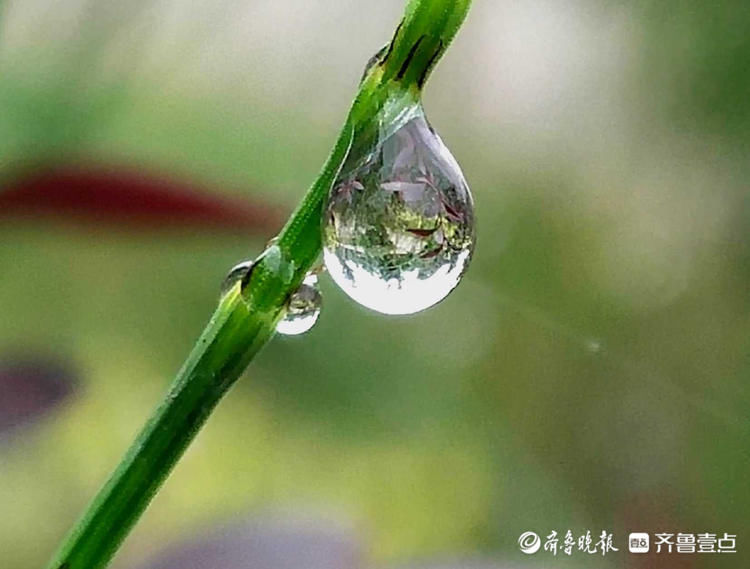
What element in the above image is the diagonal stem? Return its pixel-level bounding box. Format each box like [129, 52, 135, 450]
[44, 2, 471, 568]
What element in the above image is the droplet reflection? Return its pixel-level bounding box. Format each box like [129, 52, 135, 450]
[323, 102, 475, 315]
[276, 273, 322, 336]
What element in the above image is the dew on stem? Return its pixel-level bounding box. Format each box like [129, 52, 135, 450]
[322, 98, 475, 315]
[44, 3, 474, 568]
[220, 260, 254, 296]
[276, 272, 322, 335]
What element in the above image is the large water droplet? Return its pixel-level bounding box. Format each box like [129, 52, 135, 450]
[276, 273, 322, 336]
[322, 102, 475, 315]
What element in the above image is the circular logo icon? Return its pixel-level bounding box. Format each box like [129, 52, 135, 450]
[518, 531, 541, 554]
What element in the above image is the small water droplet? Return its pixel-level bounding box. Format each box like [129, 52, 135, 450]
[220, 239, 298, 298]
[220, 260, 253, 296]
[361, 44, 388, 83]
[262, 244, 296, 287]
[276, 273, 322, 336]
[322, 101, 475, 315]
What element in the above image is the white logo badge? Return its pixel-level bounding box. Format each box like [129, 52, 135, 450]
[629, 533, 650, 553]
[519, 531, 541, 554]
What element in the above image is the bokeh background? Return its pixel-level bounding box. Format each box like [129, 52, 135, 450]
[1, 1, 748, 568]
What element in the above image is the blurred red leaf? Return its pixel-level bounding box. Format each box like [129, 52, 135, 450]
[0, 165, 286, 235]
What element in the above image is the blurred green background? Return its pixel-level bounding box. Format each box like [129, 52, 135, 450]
[0, 1, 748, 568]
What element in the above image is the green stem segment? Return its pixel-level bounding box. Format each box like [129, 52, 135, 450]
[45, 2, 470, 568]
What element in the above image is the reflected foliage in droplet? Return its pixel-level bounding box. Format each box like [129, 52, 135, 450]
[323, 102, 475, 315]
[276, 273, 322, 336]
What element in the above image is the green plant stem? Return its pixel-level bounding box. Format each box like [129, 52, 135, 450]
[45, 2, 471, 568]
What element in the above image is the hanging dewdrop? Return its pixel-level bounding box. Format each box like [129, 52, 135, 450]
[322, 44, 476, 315]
